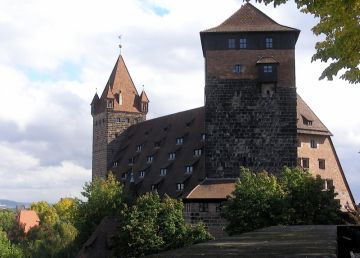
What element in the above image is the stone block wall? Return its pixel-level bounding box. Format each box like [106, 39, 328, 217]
[205, 78, 297, 178]
[92, 110, 145, 178]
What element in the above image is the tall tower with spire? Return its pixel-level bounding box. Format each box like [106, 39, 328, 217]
[91, 55, 149, 178]
[201, 3, 300, 177]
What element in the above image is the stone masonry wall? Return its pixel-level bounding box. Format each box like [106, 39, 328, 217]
[92, 110, 145, 179]
[205, 78, 297, 178]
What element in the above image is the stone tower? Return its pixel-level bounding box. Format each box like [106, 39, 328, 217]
[91, 55, 149, 178]
[201, 3, 300, 178]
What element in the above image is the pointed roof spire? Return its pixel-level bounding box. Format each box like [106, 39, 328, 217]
[202, 3, 299, 33]
[100, 55, 142, 113]
[140, 88, 149, 103]
[90, 92, 100, 105]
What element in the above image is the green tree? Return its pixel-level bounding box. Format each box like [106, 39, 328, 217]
[74, 172, 124, 246]
[253, 0, 360, 83]
[30, 201, 59, 226]
[115, 193, 212, 258]
[223, 167, 342, 234]
[0, 229, 23, 258]
[222, 167, 285, 235]
[54, 198, 77, 224]
[0, 210, 16, 233]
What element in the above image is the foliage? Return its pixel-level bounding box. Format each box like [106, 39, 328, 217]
[0, 210, 16, 233]
[24, 222, 78, 258]
[222, 167, 285, 235]
[0, 229, 23, 258]
[30, 201, 59, 226]
[115, 193, 212, 258]
[74, 172, 124, 246]
[53, 198, 77, 224]
[253, 0, 360, 83]
[223, 167, 341, 234]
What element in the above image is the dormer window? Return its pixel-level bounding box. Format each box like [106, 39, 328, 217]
[136, 145, 142, 152]
[176, 183, 184, 191]
[147, 156, 154, 163]
[154, 141, 161, 148]
[302, 116, 313, 126]
[228, 38, 235, 49]
[119, 93, 122, 105]
[194, 149, 202, 156]
[151, 184, 157, 191]
[139, 170, 145, 177]
[107, 100, 114, 108]
[128, 157, 134, 165]
[113, 162, 118, 167]
[265, 37, 273, 48]
[264, 65, 273, 73]
[176, 137, 184, 145]
[160, 168, 167, 176]
[239, 38, 247, 48]
[121, 173, 127, 180]
[169, 152, 176, 160]
[185, 165, 193, 174]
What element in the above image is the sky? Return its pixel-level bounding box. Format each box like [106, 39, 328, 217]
[0, 0, 359, 204]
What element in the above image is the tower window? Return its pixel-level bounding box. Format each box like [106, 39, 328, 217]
[154, 141, 161, 148]
[185, 165, 193, 174]
[113, 162, 118, 167]
[201, 133, 206, 141]
[176, 137, 184, 145]
[310, 139, 317, 148]
[228, 38, 235, 49]
[263, 65, 273, 73]
[128, 157, 134, 165]
[176, 183, 184, 191]
[107, 100, 114, 108]
[265, 37, 273, 48]
[151, 184, 157, 191]
[319, 159, 326, 170]
[160, 168, 167, 176]
[234, 64, 245, 73]
[121, 173, 127, 180]
[239, 38, 247, 48]
[136, 145, 142, 152]
[168, 152, 176, 160]
[116, 118, 121, 123]
[139, 170, 145, 177]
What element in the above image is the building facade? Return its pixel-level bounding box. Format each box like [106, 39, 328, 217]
[91, 3, 355, 235]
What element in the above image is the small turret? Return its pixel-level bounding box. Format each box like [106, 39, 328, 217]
[139, 90, 149, 114]
[90, 93, 100, 116]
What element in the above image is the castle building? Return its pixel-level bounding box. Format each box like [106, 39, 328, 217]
[91, 3, 355, 234]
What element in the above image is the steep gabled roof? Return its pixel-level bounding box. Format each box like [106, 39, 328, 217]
[297, 95, 332, 136]
[202, 3, 299, 33]
[100, 55, 141, 113]
[17, 210, 40, 233]
[90, 93, 100, 105]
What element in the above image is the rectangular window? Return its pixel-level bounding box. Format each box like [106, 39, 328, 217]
[139, 171, 145, 177]
[176, 137, 184, 145]
[319, 159, 326, 170]
[194, 149, 202, 156]
[121, 173, 127, 180]
[107, 100, 114, 108]
[199, 203, 209, 212]
[113, 162, 118, 167]
[310, 139, 317, 148]
[324, 179, 334, 190]
[201, 133, 206, 141]
[239, 38, 247, 48]
[160, 168, 167, 176]
[264, 65, 273, 73]
[265, 37, 273, 48]
[228, 38, 235, 49]
[169, 152, 176, 160]
[302, 158, 309, 169]
[128, 157, 134, 165]
[185, 165, 193, 174]
[147, 156, 154, 163]
[234, 64, 245, 73]
[176, 183, 184, 191]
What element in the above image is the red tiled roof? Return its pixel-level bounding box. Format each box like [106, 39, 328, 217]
[100, 55, 141, 113]
[202, 3, 299, 33]
[297, 95, 332, 136]
[185, 179, 236, 200]
[17, 210, 40, 233]
[140, 90, 149, 103]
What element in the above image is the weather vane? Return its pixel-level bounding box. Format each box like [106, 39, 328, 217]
[118, 35, 123, 54]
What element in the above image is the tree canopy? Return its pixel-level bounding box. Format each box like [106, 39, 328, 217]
[254, 0, 360, 84]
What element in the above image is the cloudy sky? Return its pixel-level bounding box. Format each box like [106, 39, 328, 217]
[0, 0, 359, 204]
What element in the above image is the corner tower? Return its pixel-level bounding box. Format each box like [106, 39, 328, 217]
[201, 3, 300, 177]
[91, 55, 149, 178]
